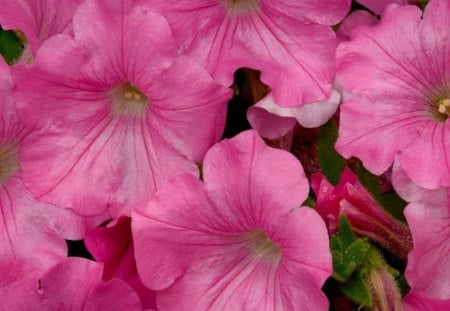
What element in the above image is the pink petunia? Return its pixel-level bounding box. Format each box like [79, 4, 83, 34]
[392, 163, 450, 301]
[36, 257, 142, 310]
[336, 0, 450, 189]
[141, 0, 350, 130]
[0, 0, 83, 61]
[13, 0, 231, 218]
[85, 216, 156, 309]
[0, 55, 98, 309]
[311, 168, 412, 259]
[133, 130, 332, 310]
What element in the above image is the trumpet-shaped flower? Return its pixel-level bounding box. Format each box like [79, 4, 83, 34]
[141, 0, 349, 128]
[336, 0, 450, 189]
[13, 0, 230, 217]
[133, 130, 332, 310]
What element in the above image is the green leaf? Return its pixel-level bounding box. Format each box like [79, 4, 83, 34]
[0, 29, 23, 64]
[339, 271, 372, 308]
[335, 215, 356, 244]
[331, 216, 370, 282]
[318, 120, 346, 185]
[332, 239, 370, 282]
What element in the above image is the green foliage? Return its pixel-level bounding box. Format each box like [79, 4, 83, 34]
[0, 29, 23, 64]
[331, 216, 370, 282]
[339, 271, 372, 308]
[331, 216, 402, 310]
[318, 120, 346, 185]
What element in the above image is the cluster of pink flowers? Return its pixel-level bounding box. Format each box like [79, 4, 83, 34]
[0, 0, 449, 310]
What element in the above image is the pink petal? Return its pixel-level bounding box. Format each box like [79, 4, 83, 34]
[13, 0, 230, 217]
[0, 260, 42, 308]
[38, 257, 142, 310]
[85, 216, 156, 309]
[356, 0, 408, 15]
[392, 160, 448, 205]
[143, 0, 347, 107]
[403, 292, 450, 311]
[248, 90, 340, 139]
[0, 179, 67, 266]
[145, 55, 229, 162]
[247, 94, 297, 140]
[399, 121, 450, 189]
[1, 57, 69, 265]
[72, 0, 178, 84]
[336, 3, 450, 187]
[404, 196, 450, 299]
[133, 174, 235, 291]
[0, 0, 82, 56]
[133, 130, 331, 310]
[265, 0, 351, 26]
[203, 130, 309, 226]
[158, 207, 331, 310]
[336, 10, 378, 41]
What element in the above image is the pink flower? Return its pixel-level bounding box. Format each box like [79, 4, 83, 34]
[0, 56, 100, 309]
[336, 0, 450, 189]
[85, 216, 156, 309]
[37, 257, 142, 310]
[0, 0, 83, 61]
[392, 163, 450, 301]
[312, 168, 412, 259]
[13, 0, 230, 217]
[133, 130, 332, 310]
[141, 0, 349, 129]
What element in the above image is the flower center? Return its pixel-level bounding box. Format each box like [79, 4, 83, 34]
[438, 98, 450, 118]
[247, 230, 281, 263]
[109, 82, 149, 116]
[225, 0, 260, 15]
[0, 146, 19, 183]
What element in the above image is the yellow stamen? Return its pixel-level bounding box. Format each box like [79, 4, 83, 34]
[109, 83, 149, 116]
[438, 98, 450, 116]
